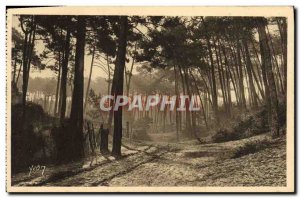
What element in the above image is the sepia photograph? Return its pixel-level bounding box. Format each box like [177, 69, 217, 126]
[6, 6, 294, 192]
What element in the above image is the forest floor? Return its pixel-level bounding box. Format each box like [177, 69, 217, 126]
[11, 133, 286, 187]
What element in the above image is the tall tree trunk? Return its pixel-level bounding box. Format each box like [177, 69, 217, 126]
[189, 70, 208, 129]
[112, 16, 128, 157]
[242, 38, 259, 107]
[250, 39, 265, 93]
[228, 44, 241, 106]
[257, 17, 280, 137]
[54, 29, 64, 116]
[69, 16, 86, 159]
[236, 38, 247, 109]
[12, 57, 17, 84]
[201, 17, 219, 122]
[221, 46, 232, 115]
[21, 32, 29, 113]
[266, 25, 284, 94]
[54, 55, 61, 116]
[183, 67, 196, 137]
[59, 27, 71, 124]
[106, 55, 112, 96]
[174, 66, 180, 141]
[178, 66, 192, 135]
[21, 16, 36, 121]
[126, 43, 137, 96]
[213, 39, 227, 113]
[16, 61, 22, 85]
[197, 67, 213, 107]
[281, 18, 287, 95]
[84, 45, 96, 114]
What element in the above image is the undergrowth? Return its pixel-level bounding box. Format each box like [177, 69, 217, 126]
[231, 138, 272, 158]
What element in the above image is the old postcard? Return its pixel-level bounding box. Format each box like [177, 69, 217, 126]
[6, 6, 294, 193]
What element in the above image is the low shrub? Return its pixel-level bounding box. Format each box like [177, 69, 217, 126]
[11, 103, 48, 173]
[212, 128, 241, 143]
[232, 138, 272, 158]
[211, 108, 269, 143]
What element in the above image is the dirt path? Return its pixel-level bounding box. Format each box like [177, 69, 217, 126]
[108, 140, 286, 186]
[11, 134, 286, 187]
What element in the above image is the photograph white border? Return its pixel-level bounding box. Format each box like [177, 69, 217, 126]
[5, 6, 294, 193]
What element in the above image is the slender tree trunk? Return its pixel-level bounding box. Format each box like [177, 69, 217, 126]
[266, 25, 284, 94]
[197, 67, 213, 107]
[178, 66, 192, 135]
[54, 52, 61, 116]
[173, 66, 179, 141]
[201, 18, 219, 122]
[183, 67, 196, 137]
[54, 29, 65, 116]
[106, 55, 112, 96]
[221, 46, 232, 115]
[236, 38, 247, 109]
[250, 57, 265, 100]
[126, 43, 137, 96]
[228, 44, 241, 106]
[12, 58, 17, 84]
[257, 17, 280, 137]
[112, 16, 128, 157]
[16, 61, 22, 85]
[84, 45, 96, 114]
[21, 17, 36, 121]
[21, 32, 28, 112]
[250, 39, 265, 93]
[280, 18, 287, 95]
[189, 70, 208, 129]
[60, 27, 71, 124]
[214, 39, 228, 113]
[242, 38, 259, 107]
